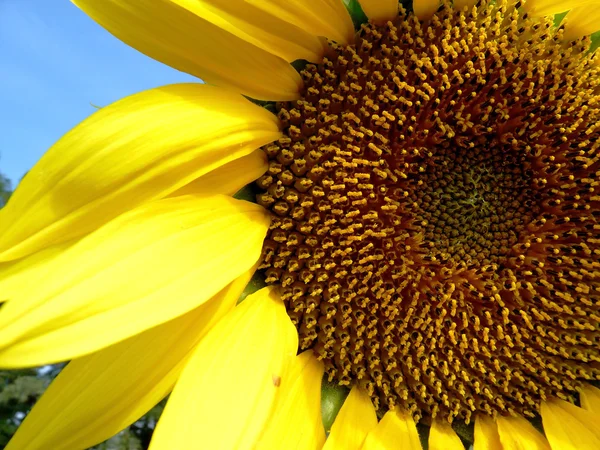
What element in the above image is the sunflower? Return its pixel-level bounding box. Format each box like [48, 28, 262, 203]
[1, 0, 600, 448]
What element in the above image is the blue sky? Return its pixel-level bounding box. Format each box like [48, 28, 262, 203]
[0, 0, 197, 188]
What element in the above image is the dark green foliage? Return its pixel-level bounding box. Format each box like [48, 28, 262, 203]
[0, 173, 11, 208]
[0, 363, 165, 450]
[0, 368, 53, 448]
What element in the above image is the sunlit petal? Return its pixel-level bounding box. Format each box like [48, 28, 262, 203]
[563, 5, 600, 40]
[170, 149, 267, 197]
[496, 415, 551, 450]
[359, 0, 398, 23]
[182, 0, 326, 62]
[257, 351, 326, 450]
[473, 416, 502, 450]
[361, 409, 421, 450]
[580, 384, 600, 415]
[5, 269, 253, 450]
[0, 195, 269, 367]
[429, 420, 464, 450]
[323, 387, 378, 450]
[0, 84, 280, 261]
[541, 398, 600, 450]
[149, 286, 298, 450]
[73, 0, 302, 100]
[413, 0, 440, 20]
[247, 0, 355, 44]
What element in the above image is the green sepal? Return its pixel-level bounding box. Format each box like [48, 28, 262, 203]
[343, 0, 369, 29]
[590, 31, 600, 52]
[321, 378, 350, 432]
[553, 11, 568, 27]
[233, 182, 260, 203]
[236, 269, 267, 305]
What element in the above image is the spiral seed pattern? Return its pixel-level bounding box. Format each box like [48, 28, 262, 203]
[257, 0, 600, 423]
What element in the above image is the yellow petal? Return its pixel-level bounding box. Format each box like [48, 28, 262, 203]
[524, 0, 596, 16]
[0, 84, 280, 262]
[149, 286, 298, 450]
[72, 0, 302, 100]
[247, 0, 355, 45]
[0, 241, 73, 303]
[580, 384, 600, 415]
[541, 398, 600, 450]
[360, 0, 399, 23]
[413, 0, 440, 20]
[0, 195, 269, 367]
[323, 387, 378, 450]
[5, 269, 252, 450]
[362, 409, 421, 450]
[429, 420, 464, 450]
[170, 149, 267, 197]
[257, 351, 326, 450]
[554, 398, 600, 440]
[473, 415, 502, 450]
[563, 5, 600, 40]
[496, 415, 551, 450]
[176, 0, 326, 62]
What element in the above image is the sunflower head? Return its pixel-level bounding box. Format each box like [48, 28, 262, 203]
[0, 0, 599, 449]
[257, 0, 600, 429]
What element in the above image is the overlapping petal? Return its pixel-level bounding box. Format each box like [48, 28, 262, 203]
[0, 84, 280, 262]
[496, 415, 550, 450]
[170, 149, 268, 198]
[247, 0, 355, 45]
[563, 5, 600, 39]
[0, 195, 269, 367]
[361, 409, 421, 450]
[580, 384, 600, 414]
[413, 0, 440, 20]
[323, 387, 378, 450]
[170, 0, 327, 62]
[0, 241, 73, 303]
[149, 286, 298, 450]
[359, 0, 399, 23]
[5, 269, 253, 450]
[523, 0, 600, 38]
[523, 0, 596, 16]
[473, 416, 502, 450]
[541, 398, 600, 450]
[257, 351, 326, 450]
[73, 0, 302, 100]
[429, 420, 464, 450]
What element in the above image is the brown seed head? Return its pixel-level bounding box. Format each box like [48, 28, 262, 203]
[257, 0, 600, 424]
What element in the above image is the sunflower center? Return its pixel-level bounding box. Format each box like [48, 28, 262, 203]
[403, 144, 537, 267]
[256, 0, 600, 424]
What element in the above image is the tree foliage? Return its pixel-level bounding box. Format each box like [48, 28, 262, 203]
[0, 173, 11, 208]
[0, 369, 50, 448]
